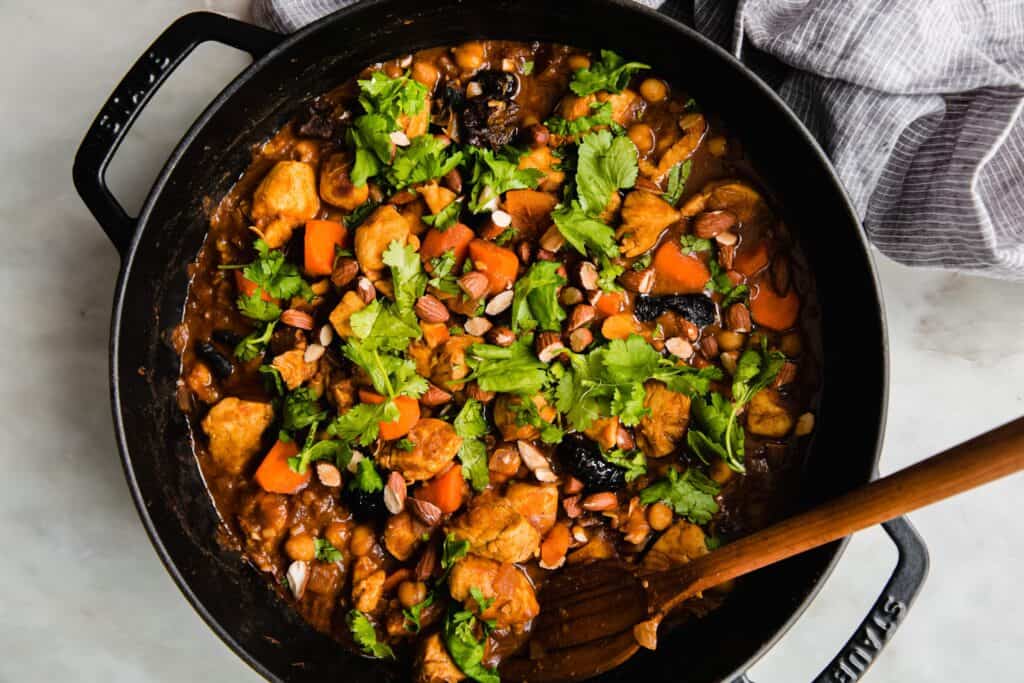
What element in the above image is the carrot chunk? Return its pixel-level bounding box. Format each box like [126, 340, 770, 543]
[468, 239, 519, 294]
[417, 464, 465, 513]
[379, 396, 421, 440]
[734, 241, 769, 277]
[750, 279, 800, 331]
[420, 223, 475, 271]
[254, 440, 310, 494]
[651, 241, 710, 294]
[304, 220, 346, 276]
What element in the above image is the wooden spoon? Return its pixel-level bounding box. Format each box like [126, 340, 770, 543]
[502, 416, 1024, 682]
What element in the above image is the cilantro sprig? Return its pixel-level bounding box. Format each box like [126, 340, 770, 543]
[639, 467, 720, 524]
[511, 261, 567, 332]
[347, 609, 394, 659]
[569, 50, 650, 96]
[453, 399, 490, 492]
[464, 146, 544, 213]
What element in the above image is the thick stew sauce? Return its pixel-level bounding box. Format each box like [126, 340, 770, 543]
[176, 41, 818, 682]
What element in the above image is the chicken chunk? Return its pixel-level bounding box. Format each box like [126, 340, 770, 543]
[236, 491, 290, 572]
[354, 204, 413, 275]
[598, 88, 644, 127]
[637, 381, 691, 458]
[379, 418, 462, 481]
[251, 161, 319, 248]
[415, 633, 466, 683]
[447, 494, 541, 563]
[505, 482, 559, 535]
[201, 397, 274, 474]
[419, 182, 457, 215]
[449, 556, 540, 627]
[429, 335, 482, 389]
[329, 291, 368, 338]
[271, 347, 318, 391]
[746, 389, 793, 438]
[384, 510, 429, 561]
[617, 190, 681, 257]
[642, 521, 708, 571]
[398, 93, 431, 139]
[517, 145, 565, 192]
[319, 152, 369, 211]
[583, 415, 619, 452]
[352, 556, 386, 613]
[639, 113, 707, 182]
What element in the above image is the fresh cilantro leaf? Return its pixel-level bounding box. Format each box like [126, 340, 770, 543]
[403, 591, 435, 633]
[511, 261, 567, 332]
[494, 227, 518, 246]
[662, 159, 692, 206]
[328, 402, 393, 446]
[396, 437, 415, 452]
[383, 240, 427, 319]
[705, 535, 722, 551]
[679, 233, 713, 254]
[423, 198, 463, 231]
[258, 364, 285, 395]
[287, 421, 351, 474]
[357, 70, 428, 121]
[462, 337, 549, 394]
[469, 586, 495, 613]
[234, 321, 276, 361]
[314, 538, 343, 562]
[427, 249, 461, 295]
[597, 256, 624, 293]
[733, 339, 786, 404]
[706, 259, 748, 305]
[350, 457, 384, 494]
[237, 293, 282, 321]
[348, 114, 390, 186]
[721, 283, 750, 308]
[507, 397, 564, 444]
[443, 607, 500, 683]
[453, 399, 490, 492]
[348, 299, 422, 351]
[345, 199, 381, 229]
[544, 101, 613, 137]
[343, 336, 428, 399]
[604, 448, 647, 483]
[347, 610, 394, 659]
[441, 532, 469, 570]
[551, 202, 619, 260]
[282, 387, 327, 431]
[522, 60, 535, 76]
[387, 134, 464, 189]
[639, 467, 720, 524]
[632, 253, 652, 271]
[347, 72, 430, 188]
[576, 129, 639, 215]
[569, 49, 649, 96]
[464, 146, 544, 213]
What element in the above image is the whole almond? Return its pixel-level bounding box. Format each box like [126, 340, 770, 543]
[516, 241, 532, 264]
[773, 361, 798, 388]
[487, 325, 516, 347]
[442, 168, 463, 194]
[466, 382, 495, 403]
[459, 271, 490, 300]
[485, 289, 514, 316]
[726, 303, 752, 333]
[415, 540, 439, 579]
[383, 471, 407, 515]
[421, 384, 453, 406]
[408, 497, 443, 526]
[356, 277, 376, 303]
[616, 426, 635, 451]
[563, 495, 583, 519]
[535, 331, 566, 362]
[582, 492, 618, 512]
[415, 294, 450, 323]
[693, 210, 737, 238]
[619, 267, 654, 294]
[699, 334, 719, 358]
[665, 336, 693, 359]
[718, 243, 736, 270]
[568, 326, 593, 352]
[331, 257, 359, 289]
[577, 262, 599, 291]
[568, 303, 596, 331]
[281, 309, 314, 330]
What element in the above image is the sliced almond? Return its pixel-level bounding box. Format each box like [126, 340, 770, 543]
[485, 289, 514, 316]
[491, 209, 512, 228]
[286, 560, 309, 600]
[347, 450, 365, 474]
[304, 343, 326, 363]
[665, 337, 693, 359]
[464, 316, 493, 337]
[315, 462, 342, 488]
[384, 471, 407, 514]
[389, 130, 411, 147]
[318, 324, 334, 347]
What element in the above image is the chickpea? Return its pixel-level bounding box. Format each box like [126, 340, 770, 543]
[397, 580, 428, 609]
[707, 136, 728, 157]
[567, 54, 591, 71]
[324, 521, 349, 551]
[646, 502, 674, 531]
[453, 42, 485, 71]
[627, 123, 655, 156]
[716, 329, 746, 352]
[639, 78, 668, 103]
[284, 532, 316, 562]
[349, 525, 375, 557]
[411, 60, 439, 88]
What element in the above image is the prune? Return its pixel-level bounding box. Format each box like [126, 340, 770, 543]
[471, 70, 520, 99]
[460, 69, 521, 149]
[211, 329, 243, 346]
[634, 294, 716, 327]
[295, 99, 349, 141]
[195, 341, 233, 379]
[556, 434, 626, 491]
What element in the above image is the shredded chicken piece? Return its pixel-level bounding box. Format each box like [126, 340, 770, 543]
[201, 397, 273, 474]
[250, 161, 319, 248]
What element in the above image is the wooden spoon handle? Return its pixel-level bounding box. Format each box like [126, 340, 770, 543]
[647, 416, 1024, 614]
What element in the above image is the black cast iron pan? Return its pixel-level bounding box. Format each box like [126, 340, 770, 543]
[73, 1, 928, 681]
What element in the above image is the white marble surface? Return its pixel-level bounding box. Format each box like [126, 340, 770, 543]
[1, 1, 1021, 680]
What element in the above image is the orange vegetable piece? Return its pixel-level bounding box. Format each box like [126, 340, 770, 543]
[254, 440, 310, 494]
[594, 291, 625, 317]
[420, 223, 475, 272]
[304, 220, 346, 276]
[734, 241, 769, 277]
[379, 396, 421, 440]
[540, 523, 571, 569]
[421, 322, 450, 349]
[504, 189, 558, 238]
[601, 313, 643, 340]
[359, 388, 386, 405]
[417, 464, 465, 513]
[651, 240, 711, 294]
[234, 270, 274, 302]
[468, 239, 519, 294]
[750, 279, 800, 331]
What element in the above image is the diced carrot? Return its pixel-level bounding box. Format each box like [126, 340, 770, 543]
[304, 220, 347, 276]
[734, 241, 769, 277]
[468, 239, 519, 294]
[234, 270, 274, 302]
[540, 523, 571, 569]
[750, 279, 800, 331]
[359, 388, 386, 405]
[254, 440, 310, 494]
[421, 322, 450, 349]
[594, 291, 625, 317]
[417, 464, 465, 513]
[379, 396, 420, 440]
[420, 223, 475, 271]
[601, 313, 643, 340]
[504, 189, 558, 238]
[419, 182, 457, 215]
[651, 241, 711, 294]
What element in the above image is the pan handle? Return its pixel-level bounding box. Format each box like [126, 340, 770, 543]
[72, 12, 282, 256]
[730, 517, 929, 683]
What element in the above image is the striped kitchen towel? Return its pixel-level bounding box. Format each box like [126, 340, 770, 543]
[252, 0, 1024, 279]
